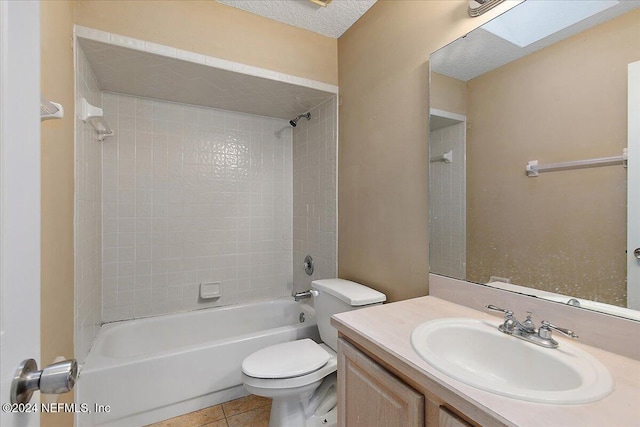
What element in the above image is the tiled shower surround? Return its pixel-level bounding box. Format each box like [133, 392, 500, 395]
[75, 46, 103, 363]
[101, 93, 294, 322]
[293, 98, 337, 291]
[429, 122, 466, 279]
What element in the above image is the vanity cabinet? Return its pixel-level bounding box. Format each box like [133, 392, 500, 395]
[338, 337, 478, 427]
[333, 296, 639, 427]
[438, 407, 474, 427]
[338, 337, 424, 426]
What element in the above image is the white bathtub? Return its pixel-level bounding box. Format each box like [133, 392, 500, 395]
[77, 298, 319, 427]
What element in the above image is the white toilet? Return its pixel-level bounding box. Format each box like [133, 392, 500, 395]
[242, 279, 386, 427]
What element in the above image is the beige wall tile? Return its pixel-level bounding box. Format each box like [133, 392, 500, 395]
[146, 405, 225, 427]
[222, 395, 271, 418]
[226, 406, 271, 427]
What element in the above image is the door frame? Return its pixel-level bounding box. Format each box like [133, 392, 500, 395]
[628, 61, 640, 309]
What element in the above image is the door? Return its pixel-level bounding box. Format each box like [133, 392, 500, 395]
[0, 2, 41, 426]
[629, 61, 640, 310]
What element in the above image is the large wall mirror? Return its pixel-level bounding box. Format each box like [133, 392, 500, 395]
[429, 0, 640, 321]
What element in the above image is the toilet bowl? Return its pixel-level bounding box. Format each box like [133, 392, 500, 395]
[241, 279, 386, 427]
[243, 340, 338, 426]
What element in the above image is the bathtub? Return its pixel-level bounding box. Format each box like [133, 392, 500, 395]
[77, 298, 319, 427]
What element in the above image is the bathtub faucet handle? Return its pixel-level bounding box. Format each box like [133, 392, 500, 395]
[303, 255, 314, 276]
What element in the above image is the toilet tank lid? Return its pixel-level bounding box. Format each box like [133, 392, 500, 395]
[312, 279, 386, 306]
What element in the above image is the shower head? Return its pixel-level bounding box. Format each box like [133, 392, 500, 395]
[289, 112, 311, 127]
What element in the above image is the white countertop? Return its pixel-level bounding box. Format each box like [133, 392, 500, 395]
[331, 296, 640, 427]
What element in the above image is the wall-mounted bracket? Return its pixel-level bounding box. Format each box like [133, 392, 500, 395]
[79, 97, 114, 141]
[41, 96, 64, 121]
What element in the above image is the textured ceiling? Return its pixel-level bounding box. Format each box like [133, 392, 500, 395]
[432, 0, 640, 81]
[217, 0, 377, 38]
[78, 38, 334, 120]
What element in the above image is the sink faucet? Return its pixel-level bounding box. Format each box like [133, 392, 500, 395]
[486, 305, 579, 349]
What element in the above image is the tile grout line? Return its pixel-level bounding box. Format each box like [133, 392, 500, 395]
[147, 395, 271, 427]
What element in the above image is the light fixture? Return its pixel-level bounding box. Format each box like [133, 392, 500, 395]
[309, 0, 333, 7]
[468, 0, 506, 17]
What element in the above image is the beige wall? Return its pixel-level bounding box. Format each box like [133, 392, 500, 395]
[431, 72, 466, 115]
[74, 0, 338, 85]
[41, 1, 75, 426]
[337, 0, 514, 302]
[466, 9, 640, 305]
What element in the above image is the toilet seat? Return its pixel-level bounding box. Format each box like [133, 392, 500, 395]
[243, 343, 337, 392]
[242, 339, 331, 379]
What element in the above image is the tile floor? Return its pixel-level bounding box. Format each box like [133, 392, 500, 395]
[146, 395, 271, 427]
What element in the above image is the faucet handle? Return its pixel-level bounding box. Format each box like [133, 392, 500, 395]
[486, 305, 513, 317]
[486, 305, 517, 333]
[539, 320, 579, 339]
[520, 311, 536, 333]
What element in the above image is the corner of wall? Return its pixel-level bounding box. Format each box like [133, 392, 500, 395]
[336, 0, 517, 302]
[74, 43, 103, 363]
[292, 97, 338, 292]
[40, 1, 76, 425]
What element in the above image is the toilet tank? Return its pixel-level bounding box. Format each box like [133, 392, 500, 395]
[311, 279, 386, 352]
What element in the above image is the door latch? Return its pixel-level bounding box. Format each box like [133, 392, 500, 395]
[11, 358, 78, 404]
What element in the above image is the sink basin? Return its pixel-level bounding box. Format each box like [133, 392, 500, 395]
[411, 318, 614, 404]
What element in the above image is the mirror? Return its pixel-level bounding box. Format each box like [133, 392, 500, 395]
[429, 0, 640, 320]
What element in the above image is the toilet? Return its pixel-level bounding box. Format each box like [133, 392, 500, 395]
[242, 279, 386, 427]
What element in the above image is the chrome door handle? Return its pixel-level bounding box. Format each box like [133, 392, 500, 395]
[634, 248, 640, 260]
[11, 358, 77, 404]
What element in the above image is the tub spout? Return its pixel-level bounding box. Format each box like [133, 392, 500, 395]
[293, 290, 313, 301]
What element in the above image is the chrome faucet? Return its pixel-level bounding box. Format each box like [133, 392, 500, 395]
[486, 305, 578, 349]
[293, 290, 313, 301]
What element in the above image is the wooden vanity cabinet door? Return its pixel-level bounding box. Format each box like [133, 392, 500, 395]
[338, 338, 424, 427]
[439, 406, 473, 427]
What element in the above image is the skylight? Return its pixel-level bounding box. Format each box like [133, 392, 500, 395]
[483, 0, 620, 47]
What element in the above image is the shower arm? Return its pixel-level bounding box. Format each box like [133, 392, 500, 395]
[289, 112, 311, 127]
